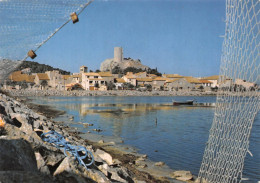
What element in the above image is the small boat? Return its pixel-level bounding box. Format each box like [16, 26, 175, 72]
[173, 100, 194, 106]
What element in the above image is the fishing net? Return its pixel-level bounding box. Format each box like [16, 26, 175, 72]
[198, 0, 259, 182]
[0, 0, 92, 83]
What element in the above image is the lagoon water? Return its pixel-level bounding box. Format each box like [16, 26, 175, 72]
[30, 96, 259, 182]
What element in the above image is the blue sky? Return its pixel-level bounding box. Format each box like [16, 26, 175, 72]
[34, 0, 226, 77]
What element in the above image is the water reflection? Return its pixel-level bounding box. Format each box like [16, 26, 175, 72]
[61, 102, 216, 118]
[29, 96, 259, 182]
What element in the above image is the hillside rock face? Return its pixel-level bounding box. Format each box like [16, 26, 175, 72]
[100, 58, 150, 72]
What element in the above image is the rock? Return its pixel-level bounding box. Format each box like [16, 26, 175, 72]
[100, 58, 149, 72]
[35, 152, 45, 168]
[135, 157, 146, 166]
[154, 161, 165, 166]
[142, 154, 148, 159]
[82, 168, 111, 183]
[95, 149, 113, 165]
[134, 180, 146, 183]
[83, 123, 94, 127]
[93, 128, 102, 132]
[113, 159, 122, 166]
[42, 149, 65, 167]
[35, 152, 50, 175]
[53, 157, 71, 176]
[136, 157, 145, 162]
[33, 120, 43, 130]
[0, 171, 54, 183]
[171, 170, 193, 181]
[0, 139, 37, 171]
[106, 141, 116, 146]
[98, 163, 109, 176]
[137, 164, 147, 169]
[108, 166, 132, 183]
[195, 177, 209, 183]
[98, 140, 104, 144]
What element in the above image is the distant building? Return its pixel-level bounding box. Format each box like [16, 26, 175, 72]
[34, 73, 50, 89]
[152, 77, 167, 90]
[203, 75, 219, 87]
[100, 47, 149, 72]
[81, 72, 107, 90]
[123, 72, 137, 86]
[235, 79, 255, 90]
[114, 47, 123, 62]
[80, 66, 88, 73]
[165, 78, 192, 91]
[114, 78, 125, 90]
[45, 70, 63, 89]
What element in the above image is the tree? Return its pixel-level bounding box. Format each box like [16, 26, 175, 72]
[107, 81, 115, 90]
[198, 85, 204, 92]
[94, 83, 99, 88]
[147, 68, 162, 76]
[112, 66, 123, 74]
[20, 81, 28, 89]
[123, 83, 135, 90]
[145, 84, 152, 91]
[95, 69, 101, 73]
[211, 86, 218, 92]
[30, 82, 35, 88]
[40, 80, 48, 89]
[160, 86, 164, 91]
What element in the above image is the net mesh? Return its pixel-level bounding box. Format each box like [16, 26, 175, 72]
[0, 0, 92, 83]
[198, 0, 259, 182]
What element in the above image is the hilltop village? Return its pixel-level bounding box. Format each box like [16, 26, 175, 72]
[2, 47, 256, 93]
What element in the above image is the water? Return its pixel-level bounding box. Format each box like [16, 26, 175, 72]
[30, 96, 259, 182]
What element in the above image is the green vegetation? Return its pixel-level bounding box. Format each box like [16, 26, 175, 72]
[15, 61, 70, 75]
[112, 66, 162, 76]
[107, 81, 115, 90]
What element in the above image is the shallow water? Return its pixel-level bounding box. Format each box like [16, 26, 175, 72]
[30, 96, 259, 182]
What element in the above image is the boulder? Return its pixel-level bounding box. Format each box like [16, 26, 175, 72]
[0, 139, 37, 171]
[171, 170, 193, 181]
[95, 149, 113, 165]
[0, 171, 54, 183]
[108, 167, 133, 183]
[35, 152, 50, 175]
[53, 157, 71, 176]
[154, 161, 165, 166]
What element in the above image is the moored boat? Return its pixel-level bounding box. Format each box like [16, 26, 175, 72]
[173, 100, 194, 106]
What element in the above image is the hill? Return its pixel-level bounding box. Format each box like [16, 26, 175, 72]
[15, 61, 70, 75]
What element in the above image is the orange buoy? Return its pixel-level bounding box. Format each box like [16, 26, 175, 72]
[71, 12, 79, 24]
[0, 116, 5, 128]
[28, 50, 37, 59]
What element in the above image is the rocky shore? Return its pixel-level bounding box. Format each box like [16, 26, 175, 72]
[0, 91, 198, 183]
[4, 89, 216, 97]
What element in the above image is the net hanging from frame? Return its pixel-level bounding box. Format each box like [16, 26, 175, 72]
[198, 0, 259, 182]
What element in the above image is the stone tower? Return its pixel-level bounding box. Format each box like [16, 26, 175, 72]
[80, 66, 88, 73]
[114, 47, 123, 62]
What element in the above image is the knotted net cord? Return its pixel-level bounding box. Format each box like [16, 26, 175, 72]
[198, 0, 259, 182]
[0, 0, 93, 83]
